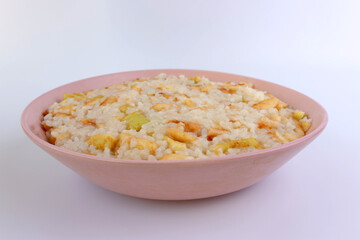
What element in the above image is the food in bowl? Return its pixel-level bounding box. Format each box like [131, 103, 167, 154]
[41, 74, 312, 160]
[22, 69, 327, 200]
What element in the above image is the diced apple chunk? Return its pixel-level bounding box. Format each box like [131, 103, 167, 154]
[159, 153, 189, 160]
[211, 138, 259, 155]
[151, 103, 172, 111]
[87, 134, 117, 151]
[57, 104, 74, 113]
[274, 131, 288, 144]
[85, 95, 103, 106]
[100, 96, 118, 106]
[301, 121, 312, 132]
[164, 136, 186, 151]
[269, 114, 282, 122]
[184, 99, 196, 107]
[258, 116, 278, 129]
[63, 93, 85, 101]
[53, 112, 74, 118]
[166, 128, 197, 143]
[188, 76, 202, 83]
[252, 98, 279, 110]
[293, 111, 306, 120]
[184, 121, 201, 135]
[283, 131, 300, 141]
[119, 132, 158, 154]
[207, 127, 229, 141]
[119, 104, 129, 113]
[123, 112, 150, 131]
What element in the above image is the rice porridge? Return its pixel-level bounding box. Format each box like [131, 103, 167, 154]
[42, 74, 312, 160]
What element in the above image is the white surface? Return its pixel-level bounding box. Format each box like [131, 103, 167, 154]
[1, 1, 360, 239]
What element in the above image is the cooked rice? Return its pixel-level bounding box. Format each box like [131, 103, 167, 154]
[42, 74, 312, 160]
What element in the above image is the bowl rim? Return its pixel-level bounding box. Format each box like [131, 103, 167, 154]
[21, 69, 328, 165]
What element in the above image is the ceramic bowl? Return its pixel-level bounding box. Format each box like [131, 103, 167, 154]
[21, 69, 328, 200]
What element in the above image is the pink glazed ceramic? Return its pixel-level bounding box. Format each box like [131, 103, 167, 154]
[21, 69, 328, 200]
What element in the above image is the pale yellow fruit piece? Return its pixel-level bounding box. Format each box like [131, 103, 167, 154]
[87, 134, 117, 151]
[219, 83, 239, 94]
[119, 133, 158, 154]
[168, 120, 201, 135]
[293, 119, 305, 136]
[151, 103, 172, 111]
[184, 99, 196, 107]
[265, 93, 288, 110]
[123, 112, 150, 131]
[199, 85, 213, 93]
[207, 127, 229, 141]
[100, 96, 118, 106]
[237, 82, 254, 88]
[210, 140, 236, 155]
[134, 138, 158, 155]
[221, 83, 239, 89]
[293, 111, 306, 120]
[211, 141, 235, 155]
[211, 138, 259, 155]
[252, 98, 279, 110]
[188, 76, 202, 83]
[52, 112, 74, 119]
[157, 84, 173, 91]
[294, 127, 304, 136]
[166, 128, 197, 143]
[57, 104, 74, 113]
[159, 153, 189, 160]
[130, 84, 142, 94]
[62, 93, 85, 101]
[85, 95, 103, 106]
[300, 121, 312, 133]
[274, 131, 289, 144]
[119, 104, 129, 113]
[184, 121, 201, 135]
[190, 85, 213, 93]
[219, 87, 236, 94]
[164, 136, 186, 151]
[283, 131, 300, 141]
[258, 116, 278, 129]
[233, 138, 259, 148]
[276, 100, 289, 110]
[269, 114, 282, 122]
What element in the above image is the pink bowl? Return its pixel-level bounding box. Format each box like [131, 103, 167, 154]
[21, 69, 328, 200]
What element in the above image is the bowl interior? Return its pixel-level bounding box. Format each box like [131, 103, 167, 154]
[21, 69, 328, 157]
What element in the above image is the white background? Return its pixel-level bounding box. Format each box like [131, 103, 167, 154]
[1, 0, 360, 239]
